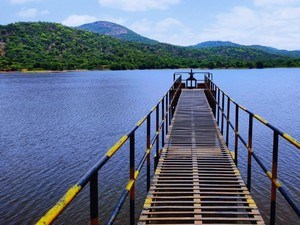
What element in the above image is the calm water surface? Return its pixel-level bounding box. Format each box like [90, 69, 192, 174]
[0, 69, 299, 225]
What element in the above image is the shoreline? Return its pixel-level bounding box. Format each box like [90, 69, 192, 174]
[0, 69, 91, 74]
[0, 67, 299, 74]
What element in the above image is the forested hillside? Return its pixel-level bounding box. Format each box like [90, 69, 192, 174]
[191, 41, 300, 58]
[0, 22, 299, 71]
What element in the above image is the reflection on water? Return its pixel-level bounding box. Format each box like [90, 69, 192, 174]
[0, 69, 299, 224]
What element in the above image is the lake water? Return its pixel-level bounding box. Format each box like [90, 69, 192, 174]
[0, 69, 299, 225]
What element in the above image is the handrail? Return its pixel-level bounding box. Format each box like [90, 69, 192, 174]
[204, 75, 300, 225]
[36, 76, 182, 225]
[173, 71, 213, 82]
[205, 77, 299, 148]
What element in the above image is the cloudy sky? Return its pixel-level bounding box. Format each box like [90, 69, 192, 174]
[1, 0, 300, 50]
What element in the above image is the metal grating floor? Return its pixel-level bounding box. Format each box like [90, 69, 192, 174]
[138, 89, 264, 225]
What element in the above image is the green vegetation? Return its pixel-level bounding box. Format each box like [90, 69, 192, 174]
[0, 22, 299, 71]
[191, 41, 300, 58]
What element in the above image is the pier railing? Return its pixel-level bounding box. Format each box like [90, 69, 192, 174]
[173, 70, 213, 88]
[37, 71, 299, 225]
[37, 76, 182, 225]
[204, 75, 300, 225]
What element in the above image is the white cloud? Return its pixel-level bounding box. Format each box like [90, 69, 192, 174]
[40, 10, 49, 15]
[18, 7, 49, 18]
[130, 18, 183, 34]
[10, 0, 42, 4]
[129, 18, 196, 46]
[61, 14, 127, 27]
[100, 16, 127, 25]
[195, 4, 300, 50]
[99, 0, 180, 11]
[130, 19, 152, 33]
[155, 18, 182, 32]
[127, 1, 300, 49]
[18, 8, 37, 18]
[128, 1, 300, 50]
[253, 0, 299, 7]
[61, 15, 99, 27]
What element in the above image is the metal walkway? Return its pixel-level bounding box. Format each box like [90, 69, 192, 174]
[138, 89, 264, 225]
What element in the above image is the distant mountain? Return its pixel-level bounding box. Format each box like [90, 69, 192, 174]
[191, 41, 300, 58]
[78, 22, 300, 58]
[191, 41, 241, 48]
[248, 45, 300, 58]
[0, 22, 299, 71]
[78, 21, 158, 44]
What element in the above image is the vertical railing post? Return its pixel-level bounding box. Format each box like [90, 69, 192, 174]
[226, 97, 230, 146]
[270, 131, 279, 225]
[247, 114, 253, 191]
[172, 82, 178, 118]
[169, 89, 173, 124]
[166, 93, 169, 134]
[234, 104, 239, 166]
[129, 133, 135, 225]
[217, 88, 220, 126]
[161, 98, 165, 147]
[226, 96, 231, 147]
[146, 114, 151, 191]
[209, 82, 216, 117]
[155, 104, 159, 170]
[221, 92, 225, 135]
[213, 83, 216, 117]
[90, 172, 98, 225]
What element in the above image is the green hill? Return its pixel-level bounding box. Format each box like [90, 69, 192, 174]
[191, 41, 241, 48]
[249, 45, 300, 58]
[78, 21, 158, 44]
[0, 22, 299, 71]
[191, 41, 300, 58]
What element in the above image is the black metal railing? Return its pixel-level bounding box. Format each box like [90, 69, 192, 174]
[37, 70, 299, 225]
[36, 76, 182, 225]
[173, 69, 212, 88]
[204, 75, 300, 225]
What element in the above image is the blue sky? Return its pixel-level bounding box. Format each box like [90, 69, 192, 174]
[1, 0, 300, 50]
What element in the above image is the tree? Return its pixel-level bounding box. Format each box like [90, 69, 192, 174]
[256, 61, 264, 69]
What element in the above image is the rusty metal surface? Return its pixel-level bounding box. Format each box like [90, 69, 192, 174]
[138, 89, 264, 225]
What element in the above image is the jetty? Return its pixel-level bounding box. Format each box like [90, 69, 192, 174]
[37, 70, 300, 225]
